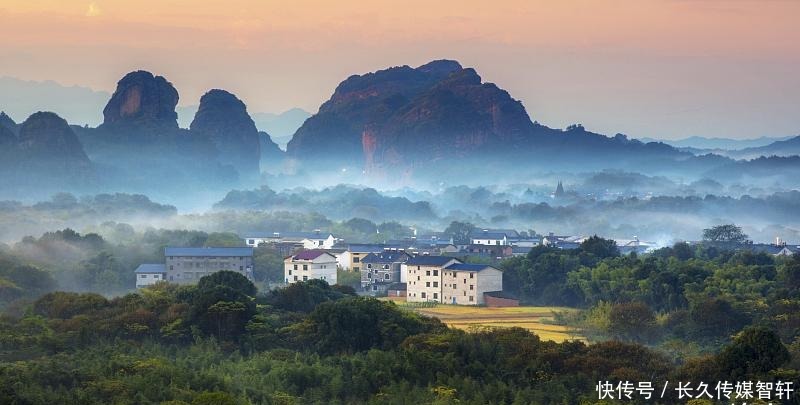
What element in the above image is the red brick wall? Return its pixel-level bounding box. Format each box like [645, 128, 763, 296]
[484, 295, 519, 307]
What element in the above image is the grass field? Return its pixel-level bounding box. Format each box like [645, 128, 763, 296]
[384, 298, 585, 342]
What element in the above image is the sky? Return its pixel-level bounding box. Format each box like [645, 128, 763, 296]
[0, 0, 798, 140]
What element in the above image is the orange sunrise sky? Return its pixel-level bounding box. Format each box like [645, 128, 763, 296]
[0, 0, 798, 139]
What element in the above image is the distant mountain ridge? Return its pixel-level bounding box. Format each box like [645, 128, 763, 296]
[639, 135, 794, 151]
[286, 59, 691, 177]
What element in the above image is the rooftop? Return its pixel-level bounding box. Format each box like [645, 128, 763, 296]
[291, 249, 335, 260]
[361, 251, 408, 263]
[165, 247, 254, 257]
[445, 263, 498, 272]
[135, 264, 166, 274]
[406, 255, 460, 266]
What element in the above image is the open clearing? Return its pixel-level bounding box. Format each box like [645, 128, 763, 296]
[384, 298, 585, 342]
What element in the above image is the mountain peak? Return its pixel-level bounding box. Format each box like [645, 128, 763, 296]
[18, 111, 90, 166]
[101, 70, 179, 130]
[416, 59, 463, 75]
[190, 89, 260, 177]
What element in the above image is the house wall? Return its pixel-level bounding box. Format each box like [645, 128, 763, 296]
[405, 259, 457, 302]
[476, 268, 504, 305]
[441, 267, 503, 305]
[484, 295, 519, 307]
[136, 273, 165, 288]
[166, 255, 253, 284]
[361, 262, 401, 293]
[284, 255, 338, 285]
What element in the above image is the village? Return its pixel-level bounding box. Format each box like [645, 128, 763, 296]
[134, 228, 799, 307]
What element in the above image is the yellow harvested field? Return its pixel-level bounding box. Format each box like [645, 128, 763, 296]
[392, 302, 585, 342]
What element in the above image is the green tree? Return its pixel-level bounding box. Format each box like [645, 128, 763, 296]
[443, 221, 476, 244]
[702, 224, 748, 245]
[580, 236, 619, 259]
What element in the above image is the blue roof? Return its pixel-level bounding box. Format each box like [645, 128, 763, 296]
[361, 252, 408, 263]
[164, 247, 254, 257]
[348, 244, 387, 253]
[406, 255, 460, 266]
[135, 264, 166, 273]
[445, 263, 498, 272]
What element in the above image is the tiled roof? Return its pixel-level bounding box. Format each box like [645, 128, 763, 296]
[445, 263, 498, 272]
[406, 255, 460, 266]
[347, 244, 388, 253]
[361, 252, 408, 263]
[165, 247, 254, 257]
[135, 264, 166, 273]
[292, 249, 335, 260]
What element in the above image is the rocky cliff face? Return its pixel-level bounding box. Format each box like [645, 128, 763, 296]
[286, 60, 536, 172]
[189, 89, 261, 177]
[100, 70, 179, 131]
[18, 111, 90, 169]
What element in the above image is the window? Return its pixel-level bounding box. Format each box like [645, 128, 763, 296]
[384, 274, 390, 280]
[372, 285, 377, 291]
[417, 276, 420, 281]
[417, 266, 420, 270]
[354, 266, 360, 271]
[426, 270, 430, 276]
[433, 282, 438, 287]
[289, 270, 292, 275]
[247, 239, 254, 245]
[139, 275, 146, 279]
[169, 265, 174, 270]
[294, 276, 298, 281]
[463, 291, 466, 296]
[463, 279, 466, 284]
[469, 296, 474, 302]
[368, 273, 372, 279]
[367, 264, 372, 269]
[433, 270, 438, 276]
[353, 257, 360, 263]
[426, 282, 430, 287]
[303, 265, 308, 270]
[303, 276, 308, 281]
[239, 266, 243, 271]
[470, 285, 474, 290]
[433, 293, 438, 299]
[470, 273, 474, 279]
[294, 264, 298, 270]
[453, 284, 456, 289]
[421, 292, 426, 299]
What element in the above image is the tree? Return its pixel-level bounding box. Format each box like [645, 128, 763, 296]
[191, 271, 257, 341]
[715, 327, 790, 380]
[702, 224, 748, 245]
[579, 236, 619, 259]
[443, 221, 476, 245]
[607, 302, 658, 343]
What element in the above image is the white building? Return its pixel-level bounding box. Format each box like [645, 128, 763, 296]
[404, 256, 460, 302]
[135, 264, 166, 288]
[441, 263, 503, 305]
[244, 231, 337, 249]
[284, 250, 338, 285]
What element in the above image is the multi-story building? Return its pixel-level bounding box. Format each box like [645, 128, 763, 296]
[404, 255, 460, 303]
[340, 244, 387, 272]
[441, 263, 503, 305]
[360, 251, 409, 294]
[284, 249, 338, 285]
[164, 247, 254, 284]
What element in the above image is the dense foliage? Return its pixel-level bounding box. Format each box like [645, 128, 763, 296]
[2, 273, 796, 404]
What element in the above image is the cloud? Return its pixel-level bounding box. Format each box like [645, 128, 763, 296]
[85, 2, 101, 17]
